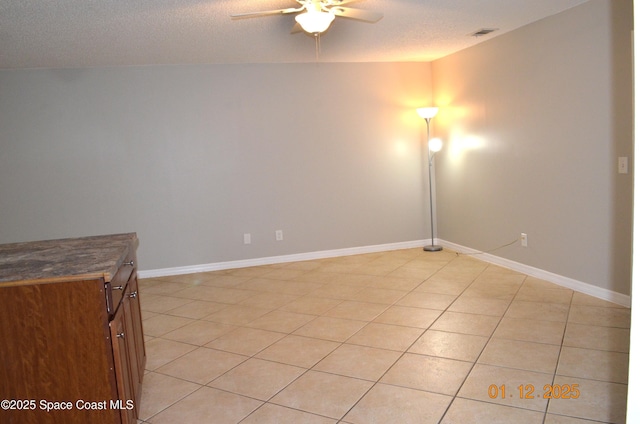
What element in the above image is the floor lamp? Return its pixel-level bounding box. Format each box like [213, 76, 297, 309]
[417, 107, 443, 252]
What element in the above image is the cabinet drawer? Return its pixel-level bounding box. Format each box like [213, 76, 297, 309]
[105, 252, 136, 316]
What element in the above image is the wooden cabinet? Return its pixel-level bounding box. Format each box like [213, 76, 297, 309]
[110, 269, 146, 423]
[0, 233, 145, 424]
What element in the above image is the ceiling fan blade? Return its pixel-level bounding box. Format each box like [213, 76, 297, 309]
[330, 6, 383, 23]
[231, 7, 302, 19]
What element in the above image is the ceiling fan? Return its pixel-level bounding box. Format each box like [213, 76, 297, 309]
[231, 0, 383, 35]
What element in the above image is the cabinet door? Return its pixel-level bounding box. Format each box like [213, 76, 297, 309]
[127, 272, 146, 384]
[109, 298, 136, 424]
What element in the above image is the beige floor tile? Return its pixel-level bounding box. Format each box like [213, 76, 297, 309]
[236, 277, 283, 293]
[373, 305, 441, 328]
[282, 281, 333, 295]
[441, 398, 543, 424]
[140, 294, 194, 313]
[142, 310, 159, 320]
[563, 323, 630, 352]
[473, 270, 523, 281]
[514, 287, 573, 304]
[212, 287, 264, 304]
[142, 314, 194, 337]
[353, 260, 406, 275]
[209, 358, 305, 401]
[161, 319, 236, 346]
[348, 287, 408, 305]
[281, 259, 325, 271]
[203, 304, 272, 325]
[241, 403, 336, 424]
[246, 310, 316, 333]
[430, 311, 500, 337]
[347, 322, 424, 351]
[395, 291, 457, 310]
[313, 344, 402, 381]
[296, 270, 343, 284]
[144, 338, 198, 370]
[460, 283, 520, 300]
[166, 272, 217, 286]
[294, 316, 367, 342]
[143, 281, 194, 296]
[547, 376, 627, 423]
[239, 291, 300, 309]
[567, 305, 631, 328]
[270, 371, 373, 419]
[364, 275, 424, 291]
[493, 317, 565, 345]
[458, 364, 553, 412]
[205, 327, 286, 356]
[147, 386, 261, 424]
[139, 276, 174, 286]
[173, 286, 256, 304]
[307, 283, 365, 300]
[414, 279, 471, 295]
[255, 335, 340, 368]
[521, 276, 571, 291]
[226, 266, 274, 278]
[380, 353, 472, 396]
[448, 296, 511, 316]
[138, 372, 201, 421]
[544, 414, 610, 423]
[478, 338, 560, 374]
[571, 292, 627, 308]
[164, 300, 227, 319]
[504, 301, 569, 322]
[260, 268, 309, 281]
[344, 383, 452, 424]
[200, 274, 251, 288]
[556, 347, 629, 383]
[279, 296, 342, 315]
[409, 330, 488, 362]
[323, 301, 388, 321]
[155, 347, 247, 384]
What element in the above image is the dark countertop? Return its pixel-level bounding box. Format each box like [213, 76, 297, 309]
[0, 233, 138, 287]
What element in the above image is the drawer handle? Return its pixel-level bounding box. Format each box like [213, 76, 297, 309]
[113, 285, 124, 291]
[123, 261, 135, 266]
[129, 291, 137, 299]
[116, 332, 125, 339]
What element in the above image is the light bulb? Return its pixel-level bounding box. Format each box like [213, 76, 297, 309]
[429, 138, 443, 152]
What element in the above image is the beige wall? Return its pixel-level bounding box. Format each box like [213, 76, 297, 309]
[432, 0, 633, 294]
[0, 63, 433, 270]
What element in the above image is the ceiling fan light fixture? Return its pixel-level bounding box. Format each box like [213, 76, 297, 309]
[295, 10, 335, 34]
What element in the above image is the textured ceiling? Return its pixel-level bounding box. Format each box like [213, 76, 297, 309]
[0, 0, 589, 69]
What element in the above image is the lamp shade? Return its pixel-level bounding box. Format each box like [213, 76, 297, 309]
[417, 107, 438, 119]
[295, 11, 335, 34]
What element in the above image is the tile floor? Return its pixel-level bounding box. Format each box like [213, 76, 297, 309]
[136, 248, 631, 423]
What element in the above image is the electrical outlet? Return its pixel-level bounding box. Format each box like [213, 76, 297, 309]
[618, 157, 628, 174]
[520, 233, 528, 247]
[275, 230, 283, 241]
[243, 233, 251, 245]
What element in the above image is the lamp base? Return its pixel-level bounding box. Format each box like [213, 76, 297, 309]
[423, 245, 443, 252]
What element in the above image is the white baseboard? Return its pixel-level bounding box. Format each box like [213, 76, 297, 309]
[438, 239, 631, 308]
[138, 239, 429, 279]
[139, 237, 630, 308]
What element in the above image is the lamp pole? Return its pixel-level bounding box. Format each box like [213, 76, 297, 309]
[417, 107, 443, 252]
